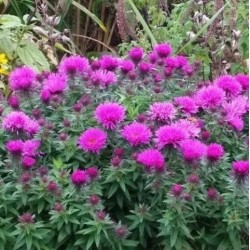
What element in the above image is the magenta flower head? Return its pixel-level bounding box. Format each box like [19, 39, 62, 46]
[9, 66, 36, 92]
[201, 130, 211, 141]
[115, 225, 128, 239]
[22, 140, 41, 157]
[58, 55, 89, 76]
[164, 57, 177, 69]
[235, 74, 249, 90]
[8, 95, 20, 109]
[215, 75, 242, 96]
[25, 118, 40, 136]
[94, 102, 126, 130]
[174, 96, 198, 114]
[40, 89, 51, 103]
[195, 85, 225, 110]
[99, 55, 119, 71]
[44, 73, 67, 94]
[113, 147, 124, 157]
[71, 169, 89, 186]
[207, 188, 218, 201]
[206, 143, 224, 162]
[153, 43, 172, 58]
[155, 124, 188, 149]
[2, 111, 29, 134]
[137, 149, 165, 172]
[6, 140, 23, 156]
[90, 69, 117, 87]
[138, 62, 152, 74]
[148, 102, 176, 122]
[111, 156, 122, 167]
[121, 122, 152, 146]
[232, 160, 249, 181]
[86, 166, 99, 181]
[19, 212, 34, 224]
[120, 60, 135, 74]
[129, 47, 144, 63]
[187, 174, 200, 184]
[174, 55, 189, 68]
[22, 156, 36, 169]
[89, 195, 100, 206]
[149, 52, 158, 64]
[78, 128, 107, 154]
[47, 181, 59, 193]
[180, 139, 206, 163]
[171, 184, 183, 197]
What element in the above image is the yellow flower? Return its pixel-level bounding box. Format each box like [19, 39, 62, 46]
[0, 53, 8, 65]
[0, 66, 9, 76]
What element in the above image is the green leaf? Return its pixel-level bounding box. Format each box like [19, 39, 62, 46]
[170, 230, 178, 247]
[127, 0, 157, 46]
[0, 14, 24, 28]
[72, 1, 107, 32]
[16, 41, 50, 72]
[108, 183, 119, 198]
[86, 235, 95, 250]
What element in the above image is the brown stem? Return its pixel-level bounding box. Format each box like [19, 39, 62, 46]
[103, 14, 113, 51]
[97, 3, 106, 52]
[72, 33, 117, 54]
[75, 0, 81, 50]
[107, 16, 117, 47]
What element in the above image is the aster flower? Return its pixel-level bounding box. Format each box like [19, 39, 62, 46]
[19, 213, 34, 224]
[58, 55, 89, 75]
[40, 89, 51, 103]
[86, 166, 99, 181]
[25, 118, 40, 136]
[207, 188, 218, 201]
[222, 96, 249, 118]
[8, 95, 20, 109]
[148, 52, 158, 64]
[235, 74, 249, 90]
[173, 119, 201, 138]
[121, 122, 152, 146]
[171, 184, 183, 197]
[180, 139, 207, 162]
[155, 124, 189, 149]
[174, 96, 198, 114]
[90, 69, 117, 87]
[153, 43, 172, 58]
[206, 143, 224, 162]
[137, 149, 165, 172]
[99, 55, 119, 71]
[164, 57, 177, 69]
[129, 47, 144, 62]
[22, 156, 36, 169]
[43, 73, 67, 94]
[148, 102, 176, 123]
[174, 55, 189, 68]
[138, 62, 152, 74]
[2, 111, 29, 134]
[9, 66, 36, 92]
[225, 116, 244, 131]
[120, 60, 135, 74]
[6, 140, 23, 156]
[215, 75, 242, 96]
[78, 128, 107, 154]
[22, 140, 41, 157]
[195, 85, 225, 109]
[94, 102, 125, 130]
[71, 170, 90, 186]
[232, 160, 249, 181]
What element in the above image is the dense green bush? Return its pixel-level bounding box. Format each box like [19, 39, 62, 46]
[0, 44, 248, 249]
